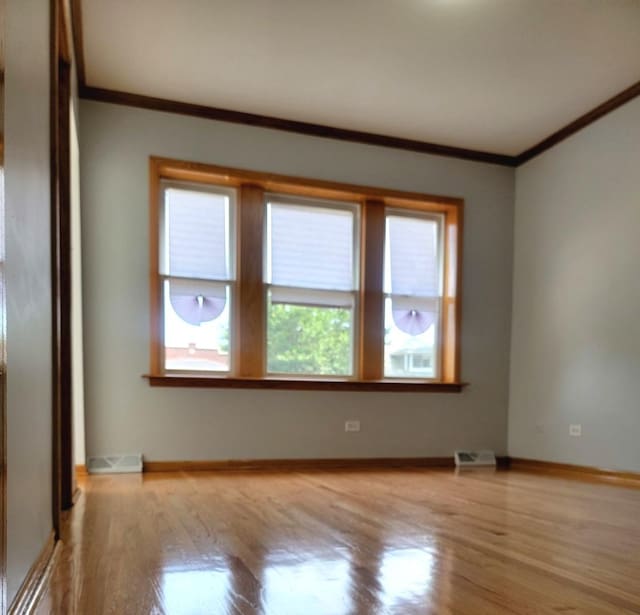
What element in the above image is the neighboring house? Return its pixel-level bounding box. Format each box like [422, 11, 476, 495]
[387, 347, 433, 378]
[165, 345, 229, 371]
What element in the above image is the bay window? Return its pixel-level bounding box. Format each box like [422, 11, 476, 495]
[148, 158, 464, 391]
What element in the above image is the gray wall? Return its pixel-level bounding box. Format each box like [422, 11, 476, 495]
[80, 100, 514, 462]
[509, 97, 640, 472]
[5, 0, 53, 604]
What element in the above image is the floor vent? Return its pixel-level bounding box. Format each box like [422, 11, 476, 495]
[87, 454, 143, 474]
[454, 450, 496, 468]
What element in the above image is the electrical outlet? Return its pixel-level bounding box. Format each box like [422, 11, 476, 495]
[569, 424, 582, 437]
[345, 420, 360, 432]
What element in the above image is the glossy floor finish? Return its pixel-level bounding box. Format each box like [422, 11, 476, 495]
[35, 469, 640, 614]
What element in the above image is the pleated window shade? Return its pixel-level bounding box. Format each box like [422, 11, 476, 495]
[267, 201, 356, 305]
[385, 214, 442, 337]
[386, 215, 439, 297]
[161, 186, 234, 352]
[165, 187, 231, 280]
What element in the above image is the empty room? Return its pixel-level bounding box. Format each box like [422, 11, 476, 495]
[1, 0, 640, 613]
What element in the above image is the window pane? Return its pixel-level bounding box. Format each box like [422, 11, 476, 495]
[163, 280, 230, 372]
[267, 296, 353, 376]
[384, 297, 438, 378]
[165, 187, 231, 280]
[385, 215, 439, 296]
[383, 213, 442, 378]
[268, 202, 354, 291]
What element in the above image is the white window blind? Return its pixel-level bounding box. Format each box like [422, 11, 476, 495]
[268, 202, 355, 294]
[386, 215, 439, 297]
[165, 187, 230, 280]
[384, 214, 442, 343]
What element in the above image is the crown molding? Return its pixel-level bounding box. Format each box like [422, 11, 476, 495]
[70, 3, 640, 167]
[80, 85, 517, 166]
[516, 80, 640, 165]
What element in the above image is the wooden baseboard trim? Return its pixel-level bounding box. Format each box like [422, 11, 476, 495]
[8, 531, 58, 615]
[75, 464, 87, 477]
[509, 457, 640, 488]
[144, 456, 510, 473]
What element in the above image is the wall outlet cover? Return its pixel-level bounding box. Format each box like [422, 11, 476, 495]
[569, 424, 582, 437]
[345, 420, 361, 432]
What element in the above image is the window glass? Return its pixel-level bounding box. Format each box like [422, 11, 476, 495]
[161, 184, 235, 372]
[164, 281, 230, 372]
[384, 214, 442, 379]
[267, 298, 353, 376]
[266, 199, 357, 376]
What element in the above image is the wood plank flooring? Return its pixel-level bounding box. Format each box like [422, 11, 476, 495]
[35, 468, 640, 614]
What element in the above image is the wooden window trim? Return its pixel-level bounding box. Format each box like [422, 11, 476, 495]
[235, 184, 265, 377]
[149, 157, 465, 391]
[360, 200, 385, 380]
[143, 375, 465, 392]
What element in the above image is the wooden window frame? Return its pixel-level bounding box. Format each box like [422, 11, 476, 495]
[158, 180, 237, 375]
[264, 193, 361, 379]
[147, 157, 465, 392]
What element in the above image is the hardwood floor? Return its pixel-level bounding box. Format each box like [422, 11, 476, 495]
[35, 468, 640, 614]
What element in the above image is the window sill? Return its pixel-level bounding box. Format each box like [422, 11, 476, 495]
[143, 374, 467, 392]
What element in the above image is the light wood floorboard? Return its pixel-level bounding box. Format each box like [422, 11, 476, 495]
[34, 468, 640, 614]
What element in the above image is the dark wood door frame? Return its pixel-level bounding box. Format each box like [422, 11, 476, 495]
[57, 55, 73, 513]
[51, 0, 74, 541]
[0, 134, 6, 615]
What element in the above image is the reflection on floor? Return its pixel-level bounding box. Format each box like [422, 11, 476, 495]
[36, 468, 640, 614]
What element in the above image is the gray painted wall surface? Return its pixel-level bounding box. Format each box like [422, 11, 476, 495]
[509, 97, 640, 472]
[80, 100, 514, 462]
[5, 0, 53, 604]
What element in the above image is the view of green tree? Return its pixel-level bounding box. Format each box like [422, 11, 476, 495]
[267, 303, 352, 375]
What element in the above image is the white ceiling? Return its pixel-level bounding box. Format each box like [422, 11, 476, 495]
[82, 0, 640, 156]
